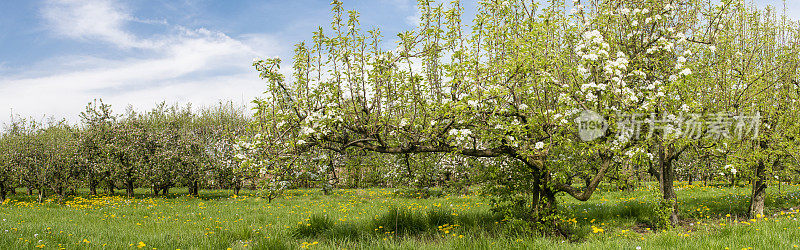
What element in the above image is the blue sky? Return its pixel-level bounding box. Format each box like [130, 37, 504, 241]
[0, 0, 438, 126]
[0, 0, 796, 126]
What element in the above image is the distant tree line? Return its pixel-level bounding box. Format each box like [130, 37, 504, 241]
[0, 100, 254, 201]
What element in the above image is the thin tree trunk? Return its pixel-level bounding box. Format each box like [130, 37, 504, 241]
[88, 172, 97, 195]
[658, 145, 679, 226]
[37, 188, 45, 203]
[125, 181, 135, 197]
[748, 159, 769, 218]
[0, 182, 7, 202]
[89, 182, 97, 196]
[528, 161, 558, 225]
[89, 173, 99, 195]
[191, 180, 199, 196]
[106, 179, 115, 195]
[234, 181, 241, 196]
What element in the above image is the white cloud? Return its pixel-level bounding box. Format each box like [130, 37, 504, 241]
[0, 0, 284, 126]
[384, 0, 412, 11]
[403, 0, 451, 27]
[4, 29, 261, 89]
[0, 31, 278, 124]
[238, 33, 284, 58]
[40, 0, 157, 49]
[405, 9, 422, 26]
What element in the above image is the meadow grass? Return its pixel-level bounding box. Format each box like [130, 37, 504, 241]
[1, 182, 799, 249]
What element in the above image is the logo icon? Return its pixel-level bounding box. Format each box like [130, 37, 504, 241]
[575, 110, 607, 141]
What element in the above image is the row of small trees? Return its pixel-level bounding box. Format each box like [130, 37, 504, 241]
[0, 100, 254, 201]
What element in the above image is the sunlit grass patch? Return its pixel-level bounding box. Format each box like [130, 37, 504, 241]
[1, 184, 800, 249]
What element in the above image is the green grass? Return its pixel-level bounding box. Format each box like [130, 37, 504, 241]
[1, 182, 800, 249]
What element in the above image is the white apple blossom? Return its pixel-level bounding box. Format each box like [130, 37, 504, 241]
[586, 92, 597, 101]
[300, 126, 316, 136]
[399, 118, 409, 127]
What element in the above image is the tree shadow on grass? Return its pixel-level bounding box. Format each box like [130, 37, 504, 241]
[564, 190, 800, 228]
[289, 207, 505, 243]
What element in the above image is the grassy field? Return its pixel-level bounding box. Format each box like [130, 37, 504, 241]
[1, 182, 800, 249]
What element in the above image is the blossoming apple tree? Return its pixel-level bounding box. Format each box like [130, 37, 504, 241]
[249, 0, 725, 230]
[244, 0, 799, 231]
